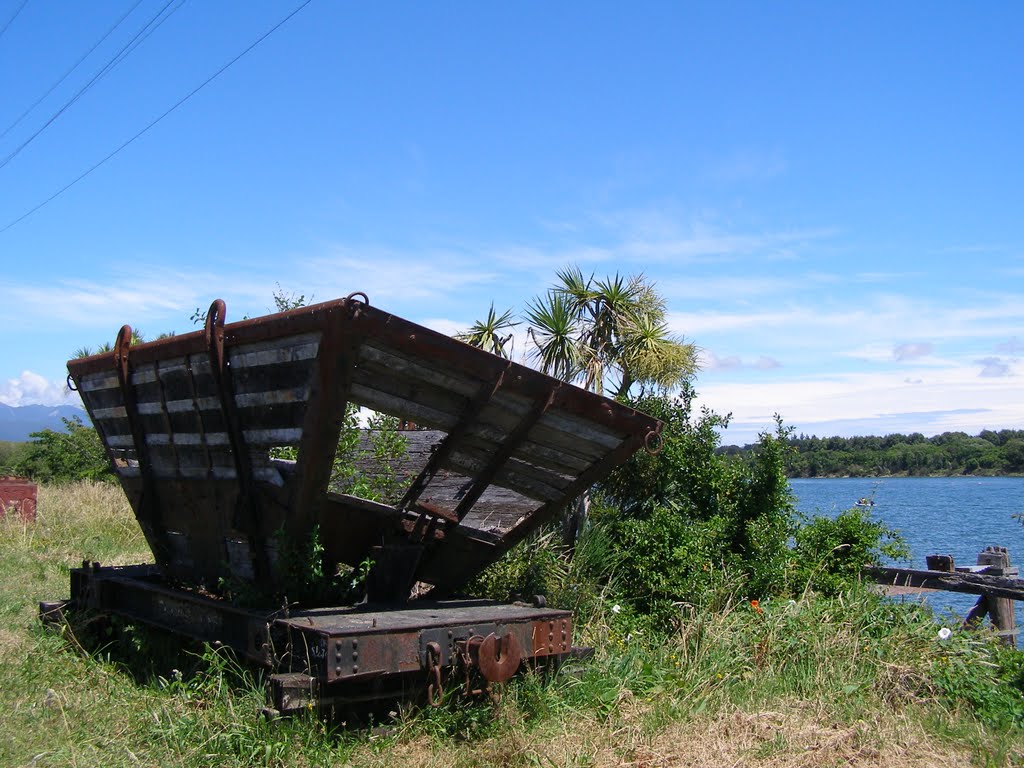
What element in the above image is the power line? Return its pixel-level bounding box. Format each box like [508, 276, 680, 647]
[0, 0, 315, 236]
[0, 0, 29, 43]
[0, 0, 147, 142]
[0, 0, 183, 172]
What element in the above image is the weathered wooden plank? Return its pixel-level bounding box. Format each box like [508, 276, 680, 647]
[348, 384, 459, 431]
[91, 405, 128, 420]
[242, 427, 305, 446]
[230, 363, 314, 396]
[79, 372, 120, 392]
[443, 441, 572, 494]
[863, 566, 1024, 602]
[350, 365, 468, 419]
[358, 343, 481, 398]
[536, 409, 623, 450]
[446, 451, 563, 502]
[228, 334, 321, 368]
[457, 432, 589, 475]
[234, 386, 311, 408]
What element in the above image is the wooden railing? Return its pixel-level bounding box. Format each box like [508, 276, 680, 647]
[863, 546, 1019, 646]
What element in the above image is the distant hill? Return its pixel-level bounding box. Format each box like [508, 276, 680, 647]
[0, 403, 90, 442]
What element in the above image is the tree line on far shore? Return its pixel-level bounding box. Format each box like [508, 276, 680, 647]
[721, 429, 1024, 477]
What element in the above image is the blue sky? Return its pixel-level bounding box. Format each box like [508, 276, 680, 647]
[1, 1, 1021, 445]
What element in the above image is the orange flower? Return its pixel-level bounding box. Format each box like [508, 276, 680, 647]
[750, 599, 763, 615]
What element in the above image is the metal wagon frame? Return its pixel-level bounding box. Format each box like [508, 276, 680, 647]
[45, 293, 661, 713]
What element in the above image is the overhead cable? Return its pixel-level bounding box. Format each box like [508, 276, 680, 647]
[0, 0, 184, 172]
[0, 0, 29, 43]
[0, 0, 315, 235]
[0, 0, 147, 142]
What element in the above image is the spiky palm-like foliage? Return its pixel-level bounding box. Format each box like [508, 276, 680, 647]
[526, 267, 697, 398]
[456, 303, 519, 359]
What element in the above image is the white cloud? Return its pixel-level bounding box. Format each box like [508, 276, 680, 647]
[0, 371, 75, 407]
[300, 247, 498, 304]
[996, 337, 1024, 354]
[894, 342, 934, 361]
[977, 357, 1013, 378]
[701, 350, 781, 372]
[695, 364, 1024, 445]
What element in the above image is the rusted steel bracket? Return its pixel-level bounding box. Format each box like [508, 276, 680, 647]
[113, 324, 167, 561]
[454, 382, 559, 522]
[205, 300, 268, 579]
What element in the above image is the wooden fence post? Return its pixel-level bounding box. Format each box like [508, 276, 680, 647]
[976, 546, 1017, 647]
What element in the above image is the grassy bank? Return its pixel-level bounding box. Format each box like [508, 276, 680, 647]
[1, 482, 1022, 767]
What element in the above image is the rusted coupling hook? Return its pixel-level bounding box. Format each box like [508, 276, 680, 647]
[425, 641, 443, 707]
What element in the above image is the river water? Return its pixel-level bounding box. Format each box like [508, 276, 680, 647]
[789, 477, 1024, 624]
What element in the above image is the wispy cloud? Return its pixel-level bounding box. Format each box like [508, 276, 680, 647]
[894, 342, 933, 361]
[702, 350, 782, 372]
[996, 337, 1024, 354]
[977, 357, 1013, 378]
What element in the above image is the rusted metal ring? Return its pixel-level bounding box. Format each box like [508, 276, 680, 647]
[345, 291, 369, 306]
[644, 429, 663, 455]
[66, 374, 78, 392]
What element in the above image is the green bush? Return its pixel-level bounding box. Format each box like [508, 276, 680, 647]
[594, 388, 798, 629]
[791, 506, 909, 596]
[15, 416, 111, 484]
[0, 441, 32, 474]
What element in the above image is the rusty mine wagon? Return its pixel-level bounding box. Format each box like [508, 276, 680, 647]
[43, 294, 661, 714]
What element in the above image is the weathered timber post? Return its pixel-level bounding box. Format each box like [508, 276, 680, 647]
[965, 547, 1017, 647]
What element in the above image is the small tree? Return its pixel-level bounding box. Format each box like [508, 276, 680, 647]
[525, 267, 697, 398]
[17, 417, 111, 484]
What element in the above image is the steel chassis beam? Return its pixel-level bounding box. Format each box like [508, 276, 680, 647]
[50, 563, 577, 714]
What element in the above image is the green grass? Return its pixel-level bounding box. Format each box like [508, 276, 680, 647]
[1, 481, 1022, 766]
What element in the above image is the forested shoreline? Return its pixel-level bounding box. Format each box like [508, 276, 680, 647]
[722, 429, 1024, 478]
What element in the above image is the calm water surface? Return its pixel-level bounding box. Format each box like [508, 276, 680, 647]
[789, 477, 1024, 623]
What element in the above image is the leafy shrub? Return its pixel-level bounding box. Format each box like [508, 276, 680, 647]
[15, 416, 111, 484]
[791, 506, 908, 596]
[0, 440, 32, 474]
[594, 388, 798, 629]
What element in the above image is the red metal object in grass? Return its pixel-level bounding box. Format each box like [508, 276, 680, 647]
[0, 476, 37, 522]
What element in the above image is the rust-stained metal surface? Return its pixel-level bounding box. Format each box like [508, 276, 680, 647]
[65, 562, 575, 712]
[0, 476, 37, 521]
[67, 294, 662, 598]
